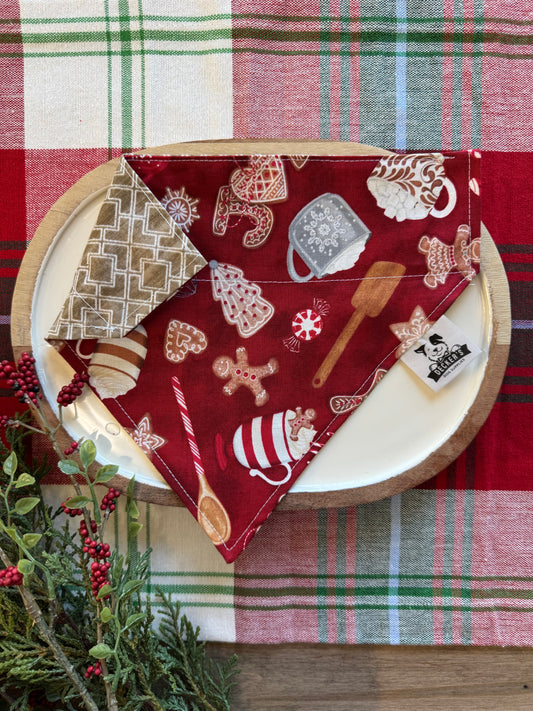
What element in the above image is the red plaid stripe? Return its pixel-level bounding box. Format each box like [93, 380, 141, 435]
[0, 1, 23, 150]
[25, 149, 124, 242]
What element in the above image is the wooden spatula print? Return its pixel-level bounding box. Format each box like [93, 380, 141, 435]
[312, 261, 406, 388]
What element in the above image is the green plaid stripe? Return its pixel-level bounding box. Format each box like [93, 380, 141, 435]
[7, 7, 533, 149]
[235, 490, 533, 645]
[162, 577, 533, 606]
[17, 4, 233, 149]
[0, 15, 532, 56]
[6, 30, 533, 57]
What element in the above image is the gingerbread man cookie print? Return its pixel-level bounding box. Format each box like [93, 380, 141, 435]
[212, 346, 279, 406]
[288, 407, 317, 441]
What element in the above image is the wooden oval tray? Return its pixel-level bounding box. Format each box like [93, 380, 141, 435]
[11, 141, 511, 510]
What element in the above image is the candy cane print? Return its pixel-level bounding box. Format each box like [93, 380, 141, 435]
[171, 376, 231, 544]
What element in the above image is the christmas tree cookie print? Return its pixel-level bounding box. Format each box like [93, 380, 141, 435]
[209, 261, 274, 338]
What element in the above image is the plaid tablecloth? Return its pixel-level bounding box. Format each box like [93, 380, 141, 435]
[1, 1, 532, 645]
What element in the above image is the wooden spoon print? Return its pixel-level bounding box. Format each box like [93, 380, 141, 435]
[313, 261, 406, 388]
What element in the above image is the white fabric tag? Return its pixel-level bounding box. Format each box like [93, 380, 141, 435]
[400, 315, 482, 392]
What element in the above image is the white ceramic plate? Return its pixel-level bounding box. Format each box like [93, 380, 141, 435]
[31, 188, 490, 494]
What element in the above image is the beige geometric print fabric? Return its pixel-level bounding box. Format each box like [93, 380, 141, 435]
[47, 158, 207, 341]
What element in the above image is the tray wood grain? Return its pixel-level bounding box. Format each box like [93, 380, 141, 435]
[11, 141, 511, 509]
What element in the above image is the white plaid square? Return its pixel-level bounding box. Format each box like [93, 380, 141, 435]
[21, 0, 233, 149]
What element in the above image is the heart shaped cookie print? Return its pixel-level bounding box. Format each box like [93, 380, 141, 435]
[230, 155, 288, 204]
[164, 320, 208, 363]
[289, 154, 309, 171]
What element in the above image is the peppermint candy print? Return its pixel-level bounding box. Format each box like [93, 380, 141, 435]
[283, 298, 331, 353]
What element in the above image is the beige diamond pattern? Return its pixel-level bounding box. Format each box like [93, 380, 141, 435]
[48, 158, 207, 341]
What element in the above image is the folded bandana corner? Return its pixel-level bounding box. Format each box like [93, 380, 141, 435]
[47, 156, 207, 342]
[52, 150, 482, 562]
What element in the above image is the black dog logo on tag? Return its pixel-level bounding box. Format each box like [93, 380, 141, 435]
[414, 333, 471, 383]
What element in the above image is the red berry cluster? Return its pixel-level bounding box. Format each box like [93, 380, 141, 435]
[100, 487, 121, 512]
[79, 518, 98, 538]
[82, 538, 111, 560]
[56, 372, 90, 407]
[90, 560, 111, 598]
[64, 440, 79, 456]
[0, 565, 23, 587]
[0, 353, 41, 405]
[0, 414, 11, 427]
[83, 538, 112, 597]
[84, 660, 103, 679]
[61, 501, 83, 517]
[28, 691, 55, 709]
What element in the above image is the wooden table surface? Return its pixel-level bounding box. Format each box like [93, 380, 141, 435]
[207, 643, 533, 709]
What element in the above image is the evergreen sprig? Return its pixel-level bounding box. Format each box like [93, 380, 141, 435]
[0, 366, 238, 710]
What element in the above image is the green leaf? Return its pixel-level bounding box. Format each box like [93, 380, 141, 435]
[128, 521, 143, 539]
[22, 533, 42, 549]
[58, 459, 80, 475]
[88, 643, 112, 660]
[126, 499, 139, 520]
[4, 527, 18, 542]
[114, 554, 124, 580]
[127, 477, 135, 499]
[14, 497, 40, 515]
[94, 464, 119, 484]
[79, 440, 96, 469]
[17, 559, 34, 576]
[120, 579, 145, 599]
[124, 612, 145, 631]
[64, 495, 91, 509]
[100, 606, 113, 623]
[3, 451, 17, 478]
[96, 584, 113, 600]
[14, 472, 35, 488]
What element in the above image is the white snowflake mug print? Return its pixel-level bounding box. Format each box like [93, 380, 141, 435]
[286, 193, 372, 282]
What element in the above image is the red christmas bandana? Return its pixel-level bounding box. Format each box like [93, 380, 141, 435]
[49, 151, 481, 562]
